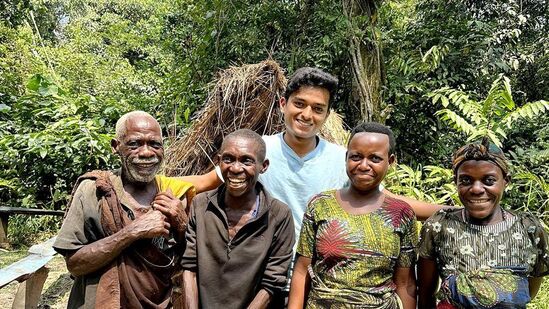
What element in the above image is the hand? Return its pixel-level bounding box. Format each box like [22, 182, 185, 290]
[153, 188, 188, 233]
[129, 209, 170, 239]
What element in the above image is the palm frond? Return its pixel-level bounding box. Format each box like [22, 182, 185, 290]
[482, 74, 515, 114]
[513, 171, 549, 193]
[434, 109, 477, 136]
[529, 149, 549, 162]
[501, 100, 549, 128]
[467, 128, 503, 148]
[429, 88, 484, 125]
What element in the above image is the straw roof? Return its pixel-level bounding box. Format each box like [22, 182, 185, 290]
[162, 60, 349, 176]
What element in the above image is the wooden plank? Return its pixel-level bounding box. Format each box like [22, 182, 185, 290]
[28, 236, 57, 257]
[0, 208, 63, 247]
[11, 266, 49, 309]
[0, 237, 57, 288]
[0, 207, 64, 216]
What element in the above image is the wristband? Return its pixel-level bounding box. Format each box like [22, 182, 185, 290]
[214, 165, 224, 183]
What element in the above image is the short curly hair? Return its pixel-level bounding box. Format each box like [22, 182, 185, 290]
[348, 122, 396, 156]
[221, 129, 266, 162]
[284, 67, 338, 109]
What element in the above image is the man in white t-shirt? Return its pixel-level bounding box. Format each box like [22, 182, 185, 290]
[259, 68, 347, 247]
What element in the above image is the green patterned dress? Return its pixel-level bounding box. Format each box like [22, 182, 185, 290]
[296, 190, 418, 308]
[418, 208, 549, 308]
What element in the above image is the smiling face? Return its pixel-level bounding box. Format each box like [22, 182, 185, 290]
[112, 115, 163, 184]
[456, 160, 507, 221]
[346, 132, 394, 193]
[280, 86, 330, 142]
[218, 137, 269, 198]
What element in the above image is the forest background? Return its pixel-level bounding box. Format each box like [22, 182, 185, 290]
[1, 0, 548, 305]
[1, 0, 548, 253]
[2, 0, 548, 239]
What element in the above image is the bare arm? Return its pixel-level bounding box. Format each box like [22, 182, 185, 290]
[529, 277, 544, 299]
[178, 169, 222, 194]
[393, 266, 416, 309]
[247, 289, 272, 309]
[183, 270, 199, 309]
[288, 255, 312, 309]
[417, 257, 439, 309]
[65, 210, 170, 277]
[383, 189, 450, 221]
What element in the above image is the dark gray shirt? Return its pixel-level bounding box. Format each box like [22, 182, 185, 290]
[180, 183, 295, 308]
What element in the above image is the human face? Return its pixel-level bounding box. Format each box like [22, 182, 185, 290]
[346, 132, 394, 193]
[456, 160, 507, 221]
[112, 116, 163, 184]
[218, 137, 269, 198]
[280, 86, 330, 141]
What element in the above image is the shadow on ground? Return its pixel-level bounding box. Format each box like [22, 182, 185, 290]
[38, 273, 72, 308]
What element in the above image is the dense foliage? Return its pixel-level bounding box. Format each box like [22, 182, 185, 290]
[1, 0, 547, 247]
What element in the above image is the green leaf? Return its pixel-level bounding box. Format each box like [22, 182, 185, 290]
[441, 95, 449, 107]
[39, 148, 47, 158]
[501, 95, 515, 110]
[432, 93, 441, 104]
[184, 107, 191, 122]
[26, 74, 44, 92]
[435, 109, 476, 136]
[0, 104, 11, 112]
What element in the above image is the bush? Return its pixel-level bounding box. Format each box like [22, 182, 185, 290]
[0, 74, 119, 245]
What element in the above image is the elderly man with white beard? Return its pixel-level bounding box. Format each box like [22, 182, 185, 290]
[53, 111, 218, 309]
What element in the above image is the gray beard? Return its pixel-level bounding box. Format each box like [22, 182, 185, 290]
[121, 158, 160, 184]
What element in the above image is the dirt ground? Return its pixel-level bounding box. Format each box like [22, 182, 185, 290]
[0, 251, 70, 308]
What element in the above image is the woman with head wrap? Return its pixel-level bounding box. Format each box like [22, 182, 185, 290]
[417, 141, 549, 308]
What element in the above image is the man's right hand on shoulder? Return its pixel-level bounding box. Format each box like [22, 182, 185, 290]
[129, 210, 171, 239]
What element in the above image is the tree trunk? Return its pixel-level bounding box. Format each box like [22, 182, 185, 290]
[343, 0, 385, 122]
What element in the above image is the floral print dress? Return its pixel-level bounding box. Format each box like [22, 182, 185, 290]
[296, 190, 418, 308]
[419, 208, 549, 308]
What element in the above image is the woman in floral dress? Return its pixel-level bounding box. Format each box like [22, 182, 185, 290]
[288, 122, 417, 309]
[418, 142, 549, 308]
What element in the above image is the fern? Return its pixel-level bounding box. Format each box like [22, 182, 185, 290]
[435, 109, 477, 136]
[385, 164, 457, 205]
[529, 149, 549, 162]
[429, 75, 549, 146]
[501, 100, 549, 128]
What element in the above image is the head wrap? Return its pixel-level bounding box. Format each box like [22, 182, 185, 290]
[452, 140, 509, 180]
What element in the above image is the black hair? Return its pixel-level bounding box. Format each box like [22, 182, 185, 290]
[348, 122, 396, 155]
[284, 67, 338, 109]
[221, 129, 266, 162]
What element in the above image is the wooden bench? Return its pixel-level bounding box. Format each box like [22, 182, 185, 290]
[0, 207, 64, 247]
[0, 236, 58, 308]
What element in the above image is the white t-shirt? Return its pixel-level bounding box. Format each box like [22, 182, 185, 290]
[259, 133, 348, 244]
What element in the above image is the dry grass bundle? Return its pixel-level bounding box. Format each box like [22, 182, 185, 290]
[320, 111, 350, 146]
[163, 60, 287, 176]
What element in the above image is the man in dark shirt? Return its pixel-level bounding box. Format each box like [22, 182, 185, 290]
[181, 129, 295, 309]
